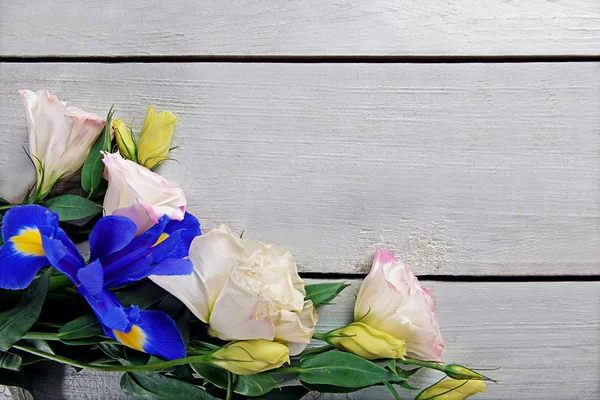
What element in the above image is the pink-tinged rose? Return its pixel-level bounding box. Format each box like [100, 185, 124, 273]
[150, 224, 317, 355]
[102, 151, 186, 235]
[20, 89, 105, 199]
[354, 248, 445, 361]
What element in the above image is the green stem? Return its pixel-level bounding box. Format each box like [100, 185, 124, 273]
[0, 204, 15, 211]
[226, 372, 233, 400]
[397, 358, 445, 372]
[13, 344, 210, 372]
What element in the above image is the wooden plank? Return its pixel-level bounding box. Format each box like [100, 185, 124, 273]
[0, 62, 598, 276]
[1, 0, 599, 56]
[9, 280, 600, 399]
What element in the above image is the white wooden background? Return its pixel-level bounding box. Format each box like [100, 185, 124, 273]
[1, 1, 599, 399]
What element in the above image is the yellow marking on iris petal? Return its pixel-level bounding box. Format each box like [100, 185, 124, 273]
[11, 228, 45, 256]
[114, 326, 146, 352]
[152, 233, 169, 247]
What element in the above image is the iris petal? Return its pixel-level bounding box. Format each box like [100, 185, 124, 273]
[132, 310, 186, 360]
[148, 258, 193, 277]
[103, 254, 154, 289]
[0, 243, 49, 289]
[1, 205, 57, 242]
[0, 205, 73, 289]
[77, 260, 104, 296]
[42, 236, 84, 280]
[89, 216, 137, 262]
[161, 212, 201, 259]
[81, 288, 130, 333]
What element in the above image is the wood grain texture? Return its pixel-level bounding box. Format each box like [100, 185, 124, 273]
[6, 280, 599, 400]
[1, 0, 599, 56]
[0, 62, 599, 276]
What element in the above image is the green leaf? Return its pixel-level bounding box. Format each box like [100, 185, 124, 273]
[117, 281, 169, 308]
[190, 362, 228, 388]
[121, 372, 214, 400]
[0, 269, 51, 351]
[300, 382, 367, 393]
[0, 351, 22, 371]
[98, 343, 126, 360]
[383, 381, 402, 400]
[304, 282, 350, 306]
[20, 339, 55, 366]
[234, 373, 279, 397]
[396, 366, 421, 380]
[298, 345, 334, 363]
[81, 107, 114, 196]
[299, 351, 399, 389]
[191, 361, 279, 396]
[59, 281, 168, 339]
[58, 313, 102, 340]
[44, 194, 102, 221]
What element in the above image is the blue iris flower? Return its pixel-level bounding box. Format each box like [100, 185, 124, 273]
[0, 205, 201, 360]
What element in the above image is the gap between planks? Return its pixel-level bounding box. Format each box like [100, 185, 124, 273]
[299, 273, 600, 282]
[1, 55, 600, 64]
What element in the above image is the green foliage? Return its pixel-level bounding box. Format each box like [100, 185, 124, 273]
[192, 362, 280, 397]
[58, 313, 102, 340]
[44, 194, 102, 221]
[304, 282, 350, 306]
[81, 107, 114, 196]
[0, 269, 50, 351]
[298, 351, 398, 389]
[121, 372, 214, 400]
[0, 351, 22, 371]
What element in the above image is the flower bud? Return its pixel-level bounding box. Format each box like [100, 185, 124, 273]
[415, 379, 486, 400]
[444, 364, 486, 380]
[327, 322, 406, 360]
[209, 340, 290, 375]
[136, 106, 177, 170]
[113, 118, 137, 162]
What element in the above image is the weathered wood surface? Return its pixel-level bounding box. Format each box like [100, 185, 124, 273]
[1, 0, 599, 56]
[1, 62, 598, 276]
[4, 280, 598, 400]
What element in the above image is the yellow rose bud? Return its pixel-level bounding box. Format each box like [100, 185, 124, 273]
[137, 106, 177, 169]
[444, 364, 486, 381]
[113, 118, 137, 162]
[209, 340, 290, 375]
[327, 322, 407, 360]
[416, 379, 486, 400]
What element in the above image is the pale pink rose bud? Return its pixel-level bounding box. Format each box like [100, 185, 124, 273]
[102, 151, 186, 235]
[20, 89, 105, 199]
[354, 248, 445, 361]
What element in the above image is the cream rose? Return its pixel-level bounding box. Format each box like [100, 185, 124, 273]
[355, 248, 445, 361]
[149, 225, 317, 355]
[20, 89, 105, 199]
[102, 151, 186, 235]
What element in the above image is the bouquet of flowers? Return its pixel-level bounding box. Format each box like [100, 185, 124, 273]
[0, 90, 495, 399]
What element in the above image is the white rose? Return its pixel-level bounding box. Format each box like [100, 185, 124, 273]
[355, 248, 445, 361]
[102, 151, 187, 235]
[20, 89, 105, 199]
[150, 225, 317, 355]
